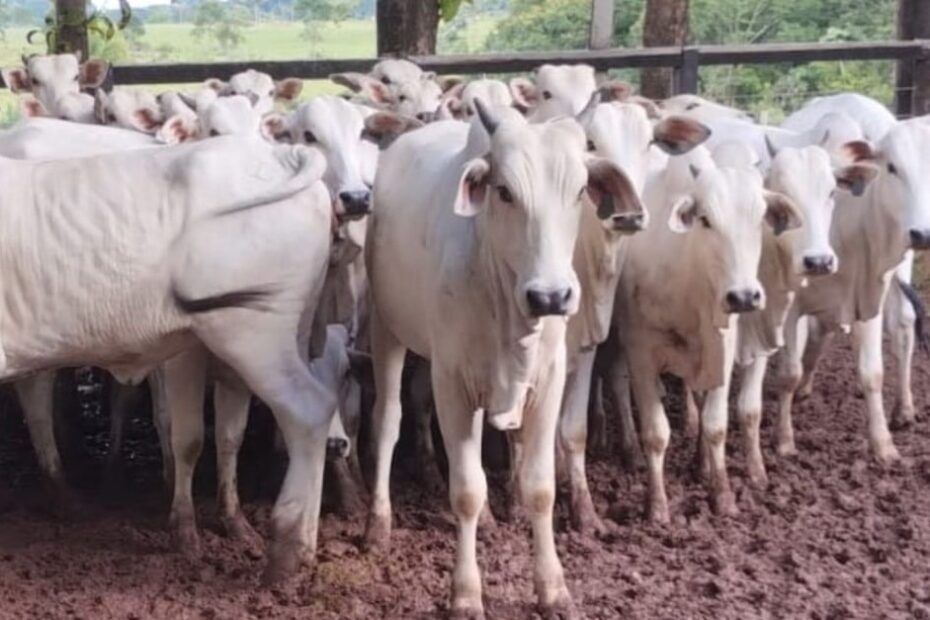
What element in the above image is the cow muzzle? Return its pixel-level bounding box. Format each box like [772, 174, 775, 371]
[326, 437, 350, 461]
[909, 228, 930, 250]
[724, 288, 763, 314]
[338, 190, 371, 219]
[526, 287, 573, 317]
[802, 253, 837, 276]
[609, 212, 647, 234]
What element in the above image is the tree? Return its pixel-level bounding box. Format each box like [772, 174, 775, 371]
[641, 0, 690, 99]
[295, 0, 359, 54]
[191, 0, 250, 55]
[376, 0, 439, 55]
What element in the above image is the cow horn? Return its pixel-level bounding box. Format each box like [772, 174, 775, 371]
[689, 164, 701, 179]
[765, 134, 778, 160]
[576, 91, 601, 127]
[819, 129, 831, 146]
[474, 97, 498, 136]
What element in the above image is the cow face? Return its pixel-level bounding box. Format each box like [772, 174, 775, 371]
[95, 88, 164, 134]
[510, 64, 597, 121]
[288, 96, 380, 219]
[2, 54, 109, 119]
[205, 69, 303, 116]
[661, 94, 754, 124]
[668, 161, 801, 315]
[313, 325, 367, 462]
[157, 93, 277, 144]
[438, 79, 514, 121]
[767, 144, 878, 277]
[870, 123, 930, 250]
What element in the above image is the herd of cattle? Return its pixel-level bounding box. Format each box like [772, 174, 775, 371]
[0, 51, 927, 617]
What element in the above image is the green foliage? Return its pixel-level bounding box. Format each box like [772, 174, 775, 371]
[295, 0, 359, 54]
[439, 0, 472, 22]
[191, 0, 251, 54]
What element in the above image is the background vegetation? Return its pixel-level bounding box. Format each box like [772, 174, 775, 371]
[0, 0, 900, 124]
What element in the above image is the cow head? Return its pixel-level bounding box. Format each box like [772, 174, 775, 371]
[454, 100, 645, 320]
[331, 71, 444, 122]
[766, 142, 878, 277]
[868, 123, 930, 250]
[314, 325, 368, 462]
[205, 69, 303, 116]
[157, 92, 281, 144]
[286, 95, 414, 220]
[667, 157, 801, 316]
[437, 79, 514, 121]
[95, 88, 164, 134]
[2, 53, 109, 119]
[661, 94, 754, 124]
[509, 64, 597, 121]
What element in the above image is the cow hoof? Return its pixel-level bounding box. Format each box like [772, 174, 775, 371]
[539, 599, 579, 620]
[873, 442, 901, 467]
[221, 512, 264, 555]
[776, 441, 797, 458]
[570, 496, 606, 538]
[747, 466, 769, 489]
[262, 540, 304, 586]
[713, 490, 739, 517]
[647, 502, 670, 525]
[891, 403, 916, 430]
[171, 521, 203, 560]
[449, 607, 485, 620]
[362, 513, 392, 552]
[477, 503, 497, 531]
[450, 593, 485, 619]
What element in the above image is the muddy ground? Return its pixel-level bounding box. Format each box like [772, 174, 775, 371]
[1, 336, 930, 619]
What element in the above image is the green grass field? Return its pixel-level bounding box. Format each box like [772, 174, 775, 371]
[0, 17, 498, 123]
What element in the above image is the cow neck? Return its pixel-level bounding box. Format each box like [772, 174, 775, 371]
[475, 211, 543, 416]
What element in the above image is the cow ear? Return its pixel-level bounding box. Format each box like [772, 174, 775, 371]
[156, 114, 199, 144]
[763, 190, 803, 236]
[204, 78, 230, 95]
[835, 162, 879, 197]
[598, 80, 633, 103]
[437, 75, 464, 93]
[363, 111, 422, 147]
[1, 67, 31, 94]
[275, 77, 303, 102]
[454, 158, 490, 218]
[668, 195, 698, 233]
[840, 140, 876, 163]
[132, 108, 163, 133]
[586, 157, 647, 233]
[93, 89, 109, 124]
[629, 95, 663, 120]
[329, 72, 370, 93]
[79, 59, 109, 89]
[653, 116, 711, 155]
[19, 95, 47, 118]
[509, 77, 538, 111]
[261, 112, 292, 143]
[358, 78, 394, 106]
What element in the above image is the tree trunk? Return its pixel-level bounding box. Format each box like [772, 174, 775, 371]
[641, 0, 690, 100]
[377, 0, 439, 56]
[54, 0, 89, 58]
[896, 0, 930, 117]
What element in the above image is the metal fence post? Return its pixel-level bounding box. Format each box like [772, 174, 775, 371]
[673, 46, 700, 94]
[589, 0, 615, 51]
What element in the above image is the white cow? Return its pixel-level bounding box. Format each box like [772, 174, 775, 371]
[610, 146, 801, 521]
[775, 122, 930, 463]
[1, 53, 108, 122]
[781, 92, 896, 143]
[661, 94, 754, 124]
[509, 64, 598, 120]
[204, 68, 303, 115]
[330, 60, 449, 121]
[559, 102, 710, 534]
[364, 101, 640, 616]
[156, 92, 280, 144]
[94, 87, 164, 134]
[0, 136, 337, 584]
[437, 78, 514, 121]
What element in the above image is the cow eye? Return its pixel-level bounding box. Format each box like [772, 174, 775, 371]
[497, 185, 514, 203]
[686, 102, 700, 111]
[699, 215, 711, 229]
[304, 130, 316, 144]
[107, 113, 116, 122]
[31, 77, 39, 86]
[72, 74, 79, 82]
[542, 90, 552, 100]
[381, 76, 392, 85]
[209, 129, 220, 137]
[586, 139, 596, 152]
[268, 89, 275, 96]
[398, 95, 408, 102]
[887, 162, 898, 175]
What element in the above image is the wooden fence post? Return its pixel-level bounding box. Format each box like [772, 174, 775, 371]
[54, 0, 89, 58]
[913, 40, 930, 116]
[896, 0, 930, 117]
[589, 0, 615, 50]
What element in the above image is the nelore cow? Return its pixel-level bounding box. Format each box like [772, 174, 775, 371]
[1, 53, 109, 122]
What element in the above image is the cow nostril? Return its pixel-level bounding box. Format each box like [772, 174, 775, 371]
[751, 290, 762, 303]
[326, 437, 350, 459]
[803, 255, 836, 274]
[339, 191, 372, 216]
[526, 288, 572, 317]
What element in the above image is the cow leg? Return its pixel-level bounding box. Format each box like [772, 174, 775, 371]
[559, 349, 604, 536]
[521, 354, 574, 617]
[701, 327, 737, 516]
[15, 371, 74, 511]
[737, 356, 769, 488]
[853, 314, 900, 464]
[588, 373, 608, 454]
[214, 380, 262, 552]
[629, 358, 670, 523]
[684, 386, 701, 438]
[163, 350, 208, 559]
[607, 350, 643, 471]
[364, 307, 407, 551]
[776, 308, 807, 457]
[505, 433, 524, 522]
[147, 369, 174, 488]
[103, 381, 141, 486]
[797, 319, 833, 401]
[327, 408, 366, 516]
[432, 373, 487, 618]
[885, 283, 917, 426]
[409, 360, 445, 493]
